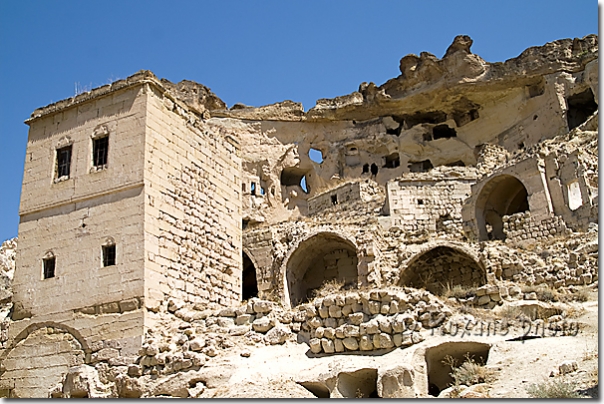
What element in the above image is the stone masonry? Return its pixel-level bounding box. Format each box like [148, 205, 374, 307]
[0, 34, 598, 397]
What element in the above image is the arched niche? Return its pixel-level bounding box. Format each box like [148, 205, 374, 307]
[475, 174, 529, 241]
[242, 251, 259, 300]
[284, 233, 359, 307]
[399, 246, 486, 295]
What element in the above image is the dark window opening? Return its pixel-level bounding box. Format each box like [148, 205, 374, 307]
[309, 148, 324, 164]
[281, 167, 308, 188]
[362, 164, 369, 174]
[242, 253, 258, 300]
[250, 182, 256, 196]
[56, 146, 72, 178]
[260, 187, 266, 196]
[566, 88, 598, 130]
[432, 125, 457, 140]
[384, 153, 400, 169]
[533, 114, 538, 120]
[401, 111, 447, 129]
[242, 219, 249, 230]
[386, 127, 401, 136]
[370, 163, 378, 176]
[417, 199, 424, 205]
[452, 109, 480, 127]
[528, 82, 545, 98]
[409, 159, 433, 173]
[242, 183, 246, 192]
[103, 245, 116, 267]
[93, 136, 109, 167]
[43, 256, 56, 279]
[445, 160, 465, 167]
[331, 194, 338, 205]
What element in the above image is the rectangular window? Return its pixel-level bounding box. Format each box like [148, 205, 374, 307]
[56, 146, 72, 178]
[93, 136, 109, 167]
[103, 245, 116, 267]
[43, 257, 56, 279]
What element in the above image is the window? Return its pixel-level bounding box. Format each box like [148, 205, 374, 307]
[56, 146, 72, 179]
[43, 256, 56, 279]
[93, 136, 109, 167]
[103, 244, 116, 267]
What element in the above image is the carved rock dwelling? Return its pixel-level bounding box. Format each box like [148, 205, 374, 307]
[0, 34, 598, 398]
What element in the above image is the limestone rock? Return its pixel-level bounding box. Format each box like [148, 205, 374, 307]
[377, 364, 417, 398]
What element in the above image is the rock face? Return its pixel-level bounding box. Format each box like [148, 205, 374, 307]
[0, 34, 599, 398]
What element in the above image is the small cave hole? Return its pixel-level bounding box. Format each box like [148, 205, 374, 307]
[445, 160, 465, 167]
[417, 199, 424, 205]
[425, 342, 491, 397]
[331, 194, 338, 205]
[362, 164, 369, 174]
[309, 148, 324, 164]
[432, 124, 457, 140]
[567, 88, 598, 130]
[336, 369, 380, 398]
[300, 176, 309, 193]
[453, 109, 480, 127]
[370, 163, 378, 176]
[528, 82, 545, 98]
[298, 382, 330, 398]
[383, 153, 400, 169]
[408, 159, 433, 173]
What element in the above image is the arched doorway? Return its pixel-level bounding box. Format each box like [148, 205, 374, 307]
[399, 246, 485, 295]
[285, 233, 358, 307]
[475, 175, 529, 241]
[242, 252, 258, 300]
[0, 326, 86, 398]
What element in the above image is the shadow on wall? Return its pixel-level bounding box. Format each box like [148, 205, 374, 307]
[285, 233, 358, 307]
[475, 175, 529, 241]
[399, 246, 486, 295]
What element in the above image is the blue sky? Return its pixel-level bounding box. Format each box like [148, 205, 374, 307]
[0, 0, 599, 242]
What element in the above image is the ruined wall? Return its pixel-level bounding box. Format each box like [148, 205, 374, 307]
[143, 83, 242, 317]
[308, 182, 362, 215]
[384, 170, 476, 239]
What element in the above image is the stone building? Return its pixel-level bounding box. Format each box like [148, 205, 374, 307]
[0, 34, 598, 397]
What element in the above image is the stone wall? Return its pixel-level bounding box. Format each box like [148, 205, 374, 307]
[503, 212, 569, 245]
[308, 182, 362, 215]
[384, 172, 475, 238]
[143, 84, 242, 313]
[299, 288, 450, 354]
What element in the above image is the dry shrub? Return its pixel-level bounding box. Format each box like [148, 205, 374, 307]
[521, 284, 560, 302]
[443, 354, 497, 387]
[526, 381, 582, 398]
[442, 284, 476, 300]
[499, 305, 522, 320]
[311, 279, 345, 298]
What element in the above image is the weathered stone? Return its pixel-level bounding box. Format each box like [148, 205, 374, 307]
[342, 337, 359, 351]
[252, 316, 274, 333]
[309, 338, 322, 354]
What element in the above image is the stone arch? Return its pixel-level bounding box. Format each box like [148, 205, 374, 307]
[242, 247, 259, 300]
[474, 174, 529, 241]
[283, 231, 359, 308]
[399, 243, 486, 295]
[0, 323, 89, 398]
